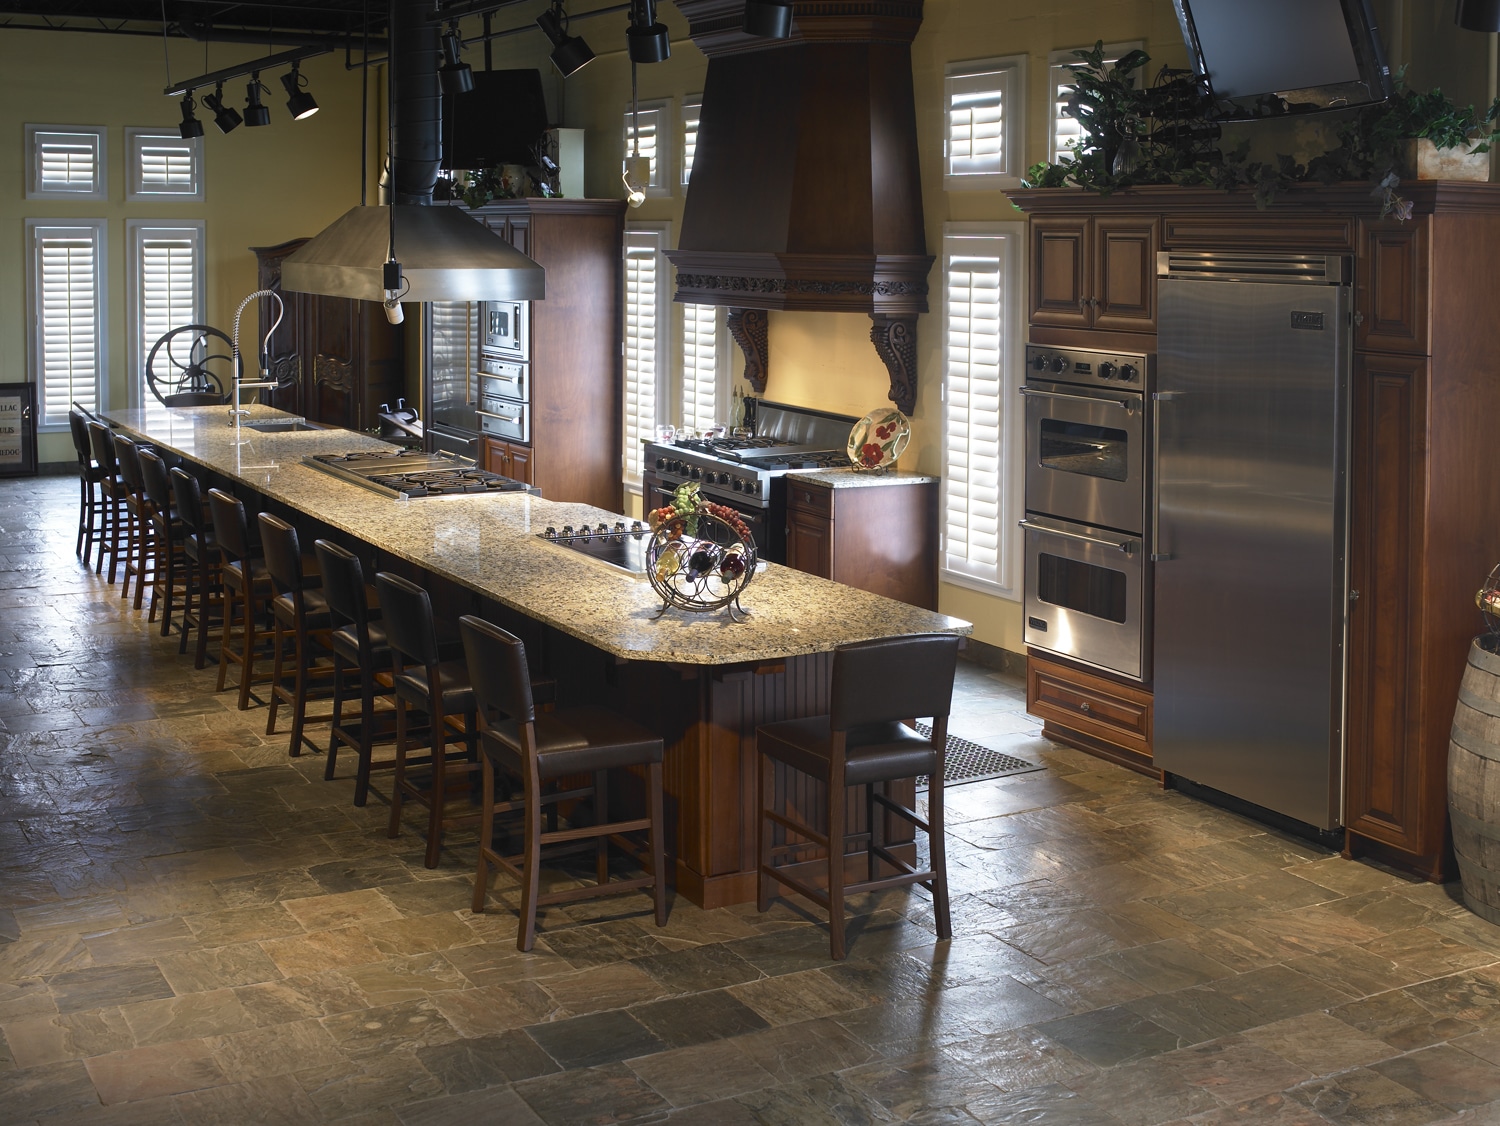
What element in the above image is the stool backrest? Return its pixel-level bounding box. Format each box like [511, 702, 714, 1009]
[170, 467, 207, 538]
[139, 449, 173, 514]
[257, 513, 303, 593]
[113, 434, 144, 492]
[207, 488, 252, 562]
[373, 572, 441, 669]
[68, 410, 93, 466]
[314, 539, 373, 637]
[87, 421, 118, 476]
[829, 634, 961, 732]
[459, 614, 535, 728]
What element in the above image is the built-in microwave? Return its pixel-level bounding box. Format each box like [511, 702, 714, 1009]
[483, 300, 528, 360]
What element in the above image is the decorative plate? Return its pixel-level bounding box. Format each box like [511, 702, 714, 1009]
[847, 407, 911, 471]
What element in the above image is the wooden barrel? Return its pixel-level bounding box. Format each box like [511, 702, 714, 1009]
[1449, 635, 1500, 923]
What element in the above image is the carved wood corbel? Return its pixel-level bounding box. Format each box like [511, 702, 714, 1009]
[869, 313, 917, 415]
[726, 307, 769, 394]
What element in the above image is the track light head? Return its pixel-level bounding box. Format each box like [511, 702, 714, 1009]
[536, 3, 595, 78]
[178, 93, 204, 140]
[439, 25, 474, 95]
[244, 75, 271, 127]
[627, 0, 670, 64]
[280, 63, 319, 121]
[622, 155, 650, 207]
[203, 83, 242, 134]
[743, 0, 794, 39]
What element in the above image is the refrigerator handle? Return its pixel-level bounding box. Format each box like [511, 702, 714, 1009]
[1151, 391, 1179, 562]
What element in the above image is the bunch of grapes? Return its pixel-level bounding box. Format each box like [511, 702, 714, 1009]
[699, 501, 753, 545]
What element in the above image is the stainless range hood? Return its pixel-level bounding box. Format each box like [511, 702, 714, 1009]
[281, 0, 544, 304]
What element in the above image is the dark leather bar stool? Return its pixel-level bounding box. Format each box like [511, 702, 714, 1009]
[754, 633, 960, 960]
[86, 420, 128, 583]
[259, 513, 333, 757]
[170, 467, 222, 668]
[113, 434, 154, 610]
[138, 449, 187, 637]
[314, 539, 395, 806]
[374, 571, 480, 869]
[68, 408, 106, 566]
[207, 488, 274, 710]
[459, 614, 668, 952]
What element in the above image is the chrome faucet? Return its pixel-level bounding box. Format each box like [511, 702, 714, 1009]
[229, 289, 286, 429]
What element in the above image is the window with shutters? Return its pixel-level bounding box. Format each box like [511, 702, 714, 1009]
[26, 125, 107, 200]
[682, 96, 702, 187]
[944, 57, 1024, 189]
[623, 224, 669, 489]
[1048, 42, 1143, 164]
[623, 99, 672, 196]
[26, 220, 108, 429]
[126, 128, 203, 201]
[942, 223, 1023, 597]
[680, 302, 723, 433]
[128, 221, 205, 425]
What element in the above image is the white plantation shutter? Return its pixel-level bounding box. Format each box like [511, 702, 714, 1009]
[27, 126, 106, 199]
[682, 97, 702, 187]
[129, 221, 205, 424]
[127, 129, 203, 200]
[1049, 44, 1143, 164]
[681, 303, 720, 432]
[623, 101, 672, 194]
[28, 221, 107, 427]
[944, 59, 1022, 186]
[624, 226, 668, 486]
[942, 226, 1022, 596]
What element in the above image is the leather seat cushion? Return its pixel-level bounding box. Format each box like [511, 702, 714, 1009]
[756, 716, 937, 787]
[272, 588, 332, 629]
[393, 658, 474, 715]
[183, 532, 217, 562]
[223, 557, 273, 592]
[483, 705, 663, 780]
[330, 620, 390, 666]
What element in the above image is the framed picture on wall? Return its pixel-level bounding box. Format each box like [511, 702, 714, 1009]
[0, 383, 39, 477]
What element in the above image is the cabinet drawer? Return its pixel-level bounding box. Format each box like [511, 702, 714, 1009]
[1027, 651, 1152, 756]
[787, 484, 832, 518]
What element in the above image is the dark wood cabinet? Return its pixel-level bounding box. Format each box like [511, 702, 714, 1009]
[470, 199, 625, 513]
[1029, 214, 1158, 337]
[250, 239, 403, 432]
[482, 436, 534, 486]
[1356, 219, 1429, 356]
[783, 478, 938, 610]
[1027, 649, 1154, 775]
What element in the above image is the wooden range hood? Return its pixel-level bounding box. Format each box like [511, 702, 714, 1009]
[665, 0, 931, 414]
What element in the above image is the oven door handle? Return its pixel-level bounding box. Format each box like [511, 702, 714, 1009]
[1018, 519, 1138, 554]
[1019, 386, 1137, 414]
[477, 408, 523, 424]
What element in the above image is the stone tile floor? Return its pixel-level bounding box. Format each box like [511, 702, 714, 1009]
[3, 474, 1500, 1124]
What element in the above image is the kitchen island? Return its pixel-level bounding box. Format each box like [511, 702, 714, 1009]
[105, 405, 971, 906]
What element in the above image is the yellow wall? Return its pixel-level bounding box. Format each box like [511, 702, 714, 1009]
[1, 29, 381, 464]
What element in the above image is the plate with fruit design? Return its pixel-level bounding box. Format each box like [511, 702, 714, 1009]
[847, 407, 911, 471]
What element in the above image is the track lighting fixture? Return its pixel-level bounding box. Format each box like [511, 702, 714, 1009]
[244, 75, 271, 127]
[743, 0, 794, 39]
[439, 24, 474, 95]
[178, 93, 204, 139]
[280, 62, 319, 121]
[203, 83, 242, 134]
[1456, 0, 1500, 31]
[627, 0, 670, 64]
[536, 1, 595, 78]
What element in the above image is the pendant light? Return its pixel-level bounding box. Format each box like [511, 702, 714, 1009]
[623, 60, 649, 206]
[281, 61, 320, 120]
[438, 23, 474, 95]
[744, 0, 794, 39]
[177, 93, 205, 139]
[627, 0, 670, 64]
[1457, 0, 1500, 31]
[244, 75, 271, 127]
[203, 82, 243, 134]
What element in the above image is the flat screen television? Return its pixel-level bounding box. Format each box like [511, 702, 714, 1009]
[442, 69, 550, 170]
[1172, 0, 1392, 118]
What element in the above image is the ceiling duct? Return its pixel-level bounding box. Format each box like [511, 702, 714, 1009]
[665, 0, 931, 414]
[281, 0, 544, 304]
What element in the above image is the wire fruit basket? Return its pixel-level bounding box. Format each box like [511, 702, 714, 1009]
[645, 505, 757, 623]
[1479, 563, 1500, 637]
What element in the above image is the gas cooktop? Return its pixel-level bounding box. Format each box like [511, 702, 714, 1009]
[304, 450, 536, 500]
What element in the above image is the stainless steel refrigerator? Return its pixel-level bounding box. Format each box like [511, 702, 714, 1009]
[1153, 252, 1351, 831]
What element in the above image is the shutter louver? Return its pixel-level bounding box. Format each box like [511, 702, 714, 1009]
[28, 128, 106, 199]
[682, 99, 701, 186]
[126, 130, 202, 200]
[623, 230, 663, 485]
[946, 73, 1007, 177]
[135, 225, 204, 426]
[681, 303, 718, 433]
[33, 226, 104, 426]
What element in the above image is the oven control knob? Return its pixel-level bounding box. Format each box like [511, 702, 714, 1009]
[1051, 355, 1069, 374]
[1032, 352, 1049, 371]
[1098, 361, 1117, 381]
[690, 467, 702, 479]
[543, 526, 557, 538]
[561, 525, 574, 537]
[719, 472, 733, 485]
[1120, 363, 1138, 382]
[747, 480, 760, 495]
[731, 478, 744, 492]
[631, 520, 644, 533]
[655, 457, 668, 470]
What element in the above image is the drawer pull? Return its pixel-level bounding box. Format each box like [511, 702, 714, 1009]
[1079, 702, 1091, 714]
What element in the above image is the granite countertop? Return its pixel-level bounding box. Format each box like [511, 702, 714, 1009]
[784, 467, 940, 489]
[105, 406, 970, 665]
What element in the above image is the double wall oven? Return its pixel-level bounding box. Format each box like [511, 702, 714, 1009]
[1021, 343, 1153, 682]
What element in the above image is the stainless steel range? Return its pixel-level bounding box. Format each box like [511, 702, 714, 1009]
[304, 449, 536, 500]
[641, 400, 855, 563]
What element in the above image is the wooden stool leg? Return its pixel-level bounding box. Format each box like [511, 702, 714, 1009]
[518, 761, 543, 952]
[266, 614, 287, 736]
[648, 760, 667, 927]
[473, 752, 494, 914]
[928, 777, 952, 942]
[236, 590, 259, 711]
[216, 578, 237, 693]
[325, 654, 345, 781]
[353, 664, 378, 807]
[387, 693, 409, 839]
[424, 713, 447, 869]
[288, 620, 311, 757]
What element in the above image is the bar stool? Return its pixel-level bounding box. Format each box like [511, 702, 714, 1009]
[314, 539, 395, 806]
[68, 409, 106, 566]
[459, 614, 668, 951]
[170, 467, 222, 668]
[86, 421, 128, 583]
[754, 633, 960, 960]
[207, 488, 274, 710]
[138, 449, 187, 637]
[375, 571, 480, 869]
[258, 513, 333, 757]
[113, 434, 154, 610]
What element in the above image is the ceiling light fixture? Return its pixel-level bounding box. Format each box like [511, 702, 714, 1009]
[627, 0, 670, 64]
[743, 0, 794, 38]
[178, 93, 205, 139]
[203, 82, 242, 134]
[438, 23, 474, 95]
[536, 1, 595, 79]
[281, 62, 319, 120]
[1456, 0, 1500, 31]
[623, 59, 649, 206]
[244, 75, 271, 126]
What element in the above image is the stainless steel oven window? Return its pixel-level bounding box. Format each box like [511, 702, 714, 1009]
[1036, 550, 1128, 623]
[1038, 418, 1129, 482]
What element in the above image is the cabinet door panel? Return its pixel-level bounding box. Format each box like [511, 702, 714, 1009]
[1345, 353, 1428, 851]
[786, 510, 832, 579]
[507, 443, 533, 485]
[482, 437, 509, 477]
[1031, 216, 1091, 328]
[1092, 217, 1159, 332]
[1356, 220, 1429, 355]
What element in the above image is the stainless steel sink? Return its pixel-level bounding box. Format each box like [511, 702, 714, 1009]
[240, 418, 317, 433]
